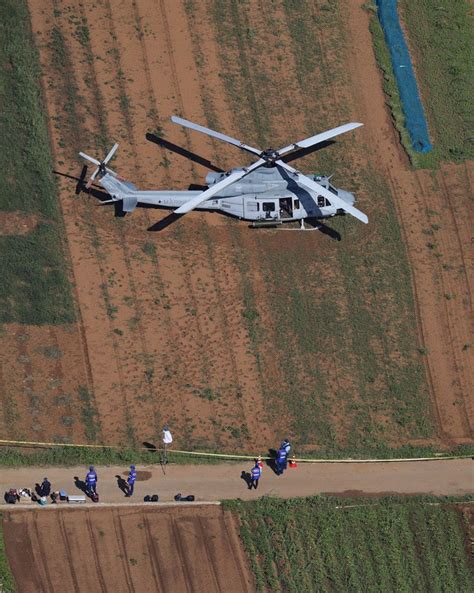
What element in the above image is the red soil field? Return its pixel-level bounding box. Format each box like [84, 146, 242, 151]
[1, 0, 471, 452]
[3, 505, 254, 593]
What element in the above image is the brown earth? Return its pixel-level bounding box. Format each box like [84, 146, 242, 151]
[0, 211, 40, 236]
[2, 505, 254, 593]
[5, 0, 469, 451]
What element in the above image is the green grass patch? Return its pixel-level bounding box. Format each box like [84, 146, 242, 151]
[0, 446, 227, 467]
[0, 223, 74, 324]
[0, 515, 16, 593]
[228, 496, 474, 593]
[0, 0, 75, 324]
[1, 442, 471, 468]
[399, 0, 473, 163]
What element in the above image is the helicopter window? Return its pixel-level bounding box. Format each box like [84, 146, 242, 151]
[262, 202, 275, 212]
[329, 186, 338, 196]
[317, 196, 326, 207]
[294, 199, 300, 209]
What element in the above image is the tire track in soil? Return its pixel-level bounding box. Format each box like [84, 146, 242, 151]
[79, 0, 160, 438]
[146, 510, 191, 591]
[344, 1, 472, 441]
[403, 170, 471, 439]
[2, 513, 46, 593]
[85, 511, 108, 593]
[197, 516, 221, 592]
[57, 511, 81, 593]
[27, 0, 131, 441]
[417, 168, 473, 434]
[383, 166, 444, 437]
[221, 510, 254, 593]
[117, 508, 162, 592]
[65, 0, 167, 439]
[170, 515, 200, 593]
[141, 511, 167, 593]
[194, 0, 318, 441]
[106, 0, 208, 434]
[135, 0, 271, 444]
[102, 0, 243, 440]
[112, 508, 137, 593]
[30, 512, 67, 592]
[30, 1, 100, 433]
[235, 0, 363, 440]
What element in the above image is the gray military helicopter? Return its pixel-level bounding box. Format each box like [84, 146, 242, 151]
[79, 116, 368, 229]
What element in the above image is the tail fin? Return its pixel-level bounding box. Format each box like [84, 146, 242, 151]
[99, 173, 138, 212]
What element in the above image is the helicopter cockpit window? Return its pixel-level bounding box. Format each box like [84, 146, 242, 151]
[262, 202, 275, 212]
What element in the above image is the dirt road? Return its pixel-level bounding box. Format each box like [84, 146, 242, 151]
[2, 459, 472, 503]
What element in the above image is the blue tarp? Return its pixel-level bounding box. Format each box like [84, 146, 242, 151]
[376, 0, 433, 153]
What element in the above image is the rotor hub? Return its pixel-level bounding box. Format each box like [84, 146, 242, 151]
[261, 148, 280, 165]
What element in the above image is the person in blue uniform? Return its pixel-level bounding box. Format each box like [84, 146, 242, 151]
[85, 465, 98, 495]
[280, 439, 292, 457]
[39, 477, 51, 497]
[127, 465, 137, 497]
[250, 462, 262, 489]
[276, 446, 288, 475]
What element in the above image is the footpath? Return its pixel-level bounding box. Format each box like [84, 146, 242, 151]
[1, 458, 473, 506]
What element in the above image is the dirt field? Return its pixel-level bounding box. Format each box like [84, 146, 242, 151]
[2, 505, 254, 593]
[1, 0, 470, 452]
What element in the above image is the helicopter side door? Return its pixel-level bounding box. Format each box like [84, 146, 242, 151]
[260, 200, 279, 220]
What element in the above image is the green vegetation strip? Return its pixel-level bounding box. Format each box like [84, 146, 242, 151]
[227, 496, 474, 593]
[0, 0, 74, 324]
[0, 441, 472, 467]
[0, 514, 16, 593]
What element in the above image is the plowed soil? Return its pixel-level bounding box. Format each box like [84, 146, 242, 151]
[2, 505, 254, 593]
[13, 0, 471, 452]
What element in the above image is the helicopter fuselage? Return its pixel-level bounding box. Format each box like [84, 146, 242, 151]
[99, 165, 356, 223]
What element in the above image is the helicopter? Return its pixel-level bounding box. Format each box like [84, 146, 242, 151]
[78, 116, 368, 229]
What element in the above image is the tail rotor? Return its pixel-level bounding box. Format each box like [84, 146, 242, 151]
[79, 143, 119, 189]
[75, 164, 88, 194]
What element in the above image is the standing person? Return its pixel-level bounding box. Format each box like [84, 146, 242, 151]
[162, 425, 173, 465]
[250, 462, 262, 489]
[39, 477, 51, 497]
[127, 465, 137, 497]
[276, 446, 288, 475]
[280, 439, 292, 457]
[85, 465, 98, 495]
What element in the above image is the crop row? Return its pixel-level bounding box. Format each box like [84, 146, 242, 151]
[230, 496, 473, 593]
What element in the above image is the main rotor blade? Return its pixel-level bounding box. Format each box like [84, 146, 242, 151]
[277, 123, 363, 157]
[175, 159, 265, 214]
[86, 167, 100, 189]
[104, 143, 119, 164]
[277, 161, 368, 224]
[171, 115, 262, 157]
[79, 152, 101, 166]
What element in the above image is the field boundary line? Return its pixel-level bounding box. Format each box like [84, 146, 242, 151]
[0, 439, 472, 463]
